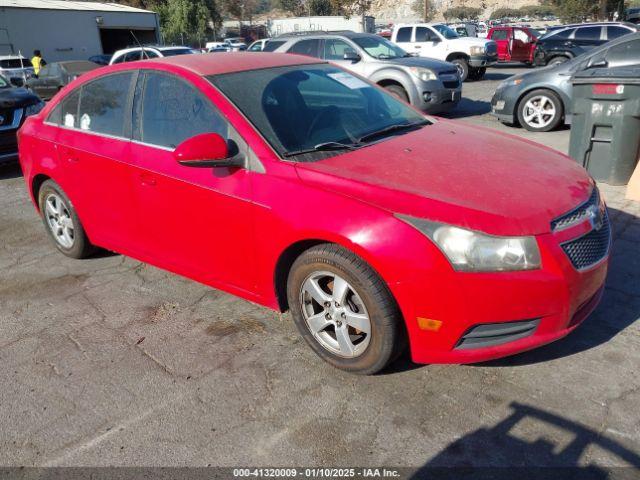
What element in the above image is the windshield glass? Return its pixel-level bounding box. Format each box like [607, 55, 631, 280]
[433, 24, 459, 39]
[209, 64, 427, 160]
[161, 48, 195, 57]
[352, 36, 409, 59]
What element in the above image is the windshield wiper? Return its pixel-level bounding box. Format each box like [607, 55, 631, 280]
[282, 141, 361, 158]
[357, 120, 429, 144]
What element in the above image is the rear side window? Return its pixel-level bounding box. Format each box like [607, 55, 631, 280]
[263, 40, 285, 52]
[0, 58, 32, 68]
[550, 29, 572, 40]
[396, 27, 412, 42]
[288, 39, 321, 57]
[51, 89, 80, 128]
[490, 29, 508, 40]
[607, 26, 632, 39]
[135, 72, 227, 149]
[575, 26, 602, 40]
[77, 72, 134, 137]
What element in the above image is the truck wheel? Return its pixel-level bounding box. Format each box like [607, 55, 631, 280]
[287, 244, 406, 375]
[451, 58, 470, 82]
[517, 89, 564, 132]
[383, 84, 409, 103]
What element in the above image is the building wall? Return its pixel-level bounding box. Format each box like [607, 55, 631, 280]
[267, 16, 376, 36]
[0, 7, 159, 62]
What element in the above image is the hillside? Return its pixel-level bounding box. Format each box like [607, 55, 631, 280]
[370, 0, 542, 21]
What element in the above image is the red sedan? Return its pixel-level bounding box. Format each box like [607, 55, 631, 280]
[17, 53, 610, 374]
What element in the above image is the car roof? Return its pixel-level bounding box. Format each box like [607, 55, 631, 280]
[144, 52, 324, 76]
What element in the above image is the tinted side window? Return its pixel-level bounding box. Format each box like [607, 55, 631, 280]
[137, 72, 227, 149]
[323, 39, 355, 60]
[263, 40, 285, 52]
[551, 29, 572, 39]
[78, 72, 134, 137]
[61, 89, 80, 128]
[288, 39, 321, 57]
[491, 29, 509, 40]
[124, 51, 141, 62]
[575, 26, 602, 40]
[415, 27, 438, 42]
[396, 27, 412, 42]
[607, 26, 632, 39]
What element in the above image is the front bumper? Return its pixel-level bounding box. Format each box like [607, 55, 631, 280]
[469, 53, 497, 67]
[490, 85, 518, 124]
[389, 227, 609, 364]
[412, 78, 462, 114]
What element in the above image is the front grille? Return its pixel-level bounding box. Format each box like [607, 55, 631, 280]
[439, 70, 460, 89]
[560, 211, 611, 270]
[485, 42, 497, 56]
[455, 319, 540, 350]
[551, 188, 599, 231]
[0, 109, 14, 126]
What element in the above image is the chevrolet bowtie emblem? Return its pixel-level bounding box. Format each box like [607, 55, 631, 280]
[586, 204, 604, 231]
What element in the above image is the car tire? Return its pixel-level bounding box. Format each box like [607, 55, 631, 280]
[451, 58, 470, 82]
[38, 179, 96, 259]
[287, 243, 406, 375]
[517, 89, 564, 132]
[548, 56, 569, 67]
[383, 84, 409, 103]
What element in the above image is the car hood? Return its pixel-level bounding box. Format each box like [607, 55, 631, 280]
[295, 119, 592, 236]
[384, 56, 456, 72]
[0, 87, 39, 108]
[452, 36, 493, 47]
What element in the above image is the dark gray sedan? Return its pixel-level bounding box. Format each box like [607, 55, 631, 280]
[27, 61, 100, 100]
[491, 32, 640, 131]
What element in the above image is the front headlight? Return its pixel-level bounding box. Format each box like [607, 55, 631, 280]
[24, 100, 45, 117]
[396, 215, 541, 272]
[409, 67, 437, 81]
[470, 45, 485, 56]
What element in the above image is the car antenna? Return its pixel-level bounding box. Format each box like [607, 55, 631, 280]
[130, 31, 149, 59]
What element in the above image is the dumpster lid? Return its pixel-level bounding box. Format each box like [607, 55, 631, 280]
[572, 65, 640, 85]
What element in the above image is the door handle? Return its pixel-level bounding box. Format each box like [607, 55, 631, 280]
[139, 173, 157, 187]
[415, 45, 422, 49]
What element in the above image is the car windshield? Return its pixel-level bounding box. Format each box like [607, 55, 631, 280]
[433, 24, 459, 39]
[161, 48, 195, 57]
[0, 58, 32, 69]
[209, 64, 428, 160]
[352, 36, 409, 59]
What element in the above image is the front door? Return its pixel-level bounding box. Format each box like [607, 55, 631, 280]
[128, 70, 256, 292]
[321, 38, 367, 76]
[490, 29, 510, 61]
[511, 28, 534, 62]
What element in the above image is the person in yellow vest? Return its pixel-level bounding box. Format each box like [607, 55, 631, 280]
[31, 50, 46, 77]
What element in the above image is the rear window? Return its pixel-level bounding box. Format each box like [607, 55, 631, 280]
[0, 58, 32, 69]
[396, 27, 412, 42]
[263, 40, 285, 52]
[607, 26, 632, 39]
[160, 48, 194, 57]
[78, 72, 134, 137]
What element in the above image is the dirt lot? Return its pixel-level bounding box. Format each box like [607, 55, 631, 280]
[1, 66, 639, 474]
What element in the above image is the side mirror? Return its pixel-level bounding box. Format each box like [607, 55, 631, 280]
[343, 49, 361, 62]
[174, 133, 243, 168]
[587, 58, 608, 69]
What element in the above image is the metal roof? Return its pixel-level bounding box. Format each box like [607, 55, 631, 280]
[0, 0, 154, 14]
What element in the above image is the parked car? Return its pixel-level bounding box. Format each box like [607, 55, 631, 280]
[0, 73, 44, 164]
[0, 55, 35, 86]
[224, 38, 247, 51]
[533, 22, 637, 66]
[18, 53, 609, 374]
[88, 54, 112, 66]
[109, 46, 197, 64]
[207, 45, 231, 53]
[248, 39, 270, 51]
[626, 7, 640, 24]
[391, 23, 497, 81]
[491, 32, 640, 131]
[487, 26, 539, 65]
[27, 61, 100, 100]
[272, 31, 462, 114]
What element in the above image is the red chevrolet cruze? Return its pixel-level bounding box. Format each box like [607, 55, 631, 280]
[18, 53, 610, 374]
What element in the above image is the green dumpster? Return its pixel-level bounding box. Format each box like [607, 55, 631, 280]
[569, 66, 640, 185]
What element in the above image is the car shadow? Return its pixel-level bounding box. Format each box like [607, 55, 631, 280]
[440, 98, 492, 119]
[384, 206, 639, 374]
[0, 162, 23, 180]
[410, 401, 640, 478]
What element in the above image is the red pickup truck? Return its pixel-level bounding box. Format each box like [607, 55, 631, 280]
[487, 26, 539, 65]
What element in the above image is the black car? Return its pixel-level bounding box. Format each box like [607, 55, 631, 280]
[491, 32, 640, 132]
[534, 22, 637, 66]
[0, 74, 44, 164]
[27, 61, 100, 100]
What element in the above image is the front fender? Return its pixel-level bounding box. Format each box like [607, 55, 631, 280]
[369, 68, 418, 103]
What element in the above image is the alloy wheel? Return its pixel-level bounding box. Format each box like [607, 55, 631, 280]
[299, 271, 371, 358]
[44, 193, 75, 249]
[522, 95, 557, 129]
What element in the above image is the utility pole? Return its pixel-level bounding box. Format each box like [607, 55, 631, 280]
[424, 0, 429, 22]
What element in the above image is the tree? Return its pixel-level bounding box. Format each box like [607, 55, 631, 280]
[412, 0, 436, 21]
[272, 0, 305, 14]
[443, 6, 481, 20]
[309, 0, 335, 15]
[156, 0, 211, 45]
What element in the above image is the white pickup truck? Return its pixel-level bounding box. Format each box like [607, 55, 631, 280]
[391, 23, 498, 81]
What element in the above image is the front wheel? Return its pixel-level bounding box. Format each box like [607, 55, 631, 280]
[451, 58, 470, 82]
[517, 89, 564, 132]
[287, 244, 405, 375]
[383, 84, 409, 103]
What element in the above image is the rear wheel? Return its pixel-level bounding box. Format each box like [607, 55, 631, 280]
[517, 89, 564, 132]
[287, 244, 405, 375]
[383, 84, 409, 103]
[451, 57, 470, 82]
[548, 56, 569, 67]
[38, 179, 96, 258]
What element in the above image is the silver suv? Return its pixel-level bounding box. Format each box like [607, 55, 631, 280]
[271, 32, 462, 114]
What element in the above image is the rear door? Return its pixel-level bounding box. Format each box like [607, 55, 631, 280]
[572, 26, 604, 51]
[287, 39, 321, 58]
[393, 26, 414, 53]
[48, 71, 138, 249]
[128, 70, 256, 291]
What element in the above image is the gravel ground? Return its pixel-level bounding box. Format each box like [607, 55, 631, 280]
[1, 65, 639, 476]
